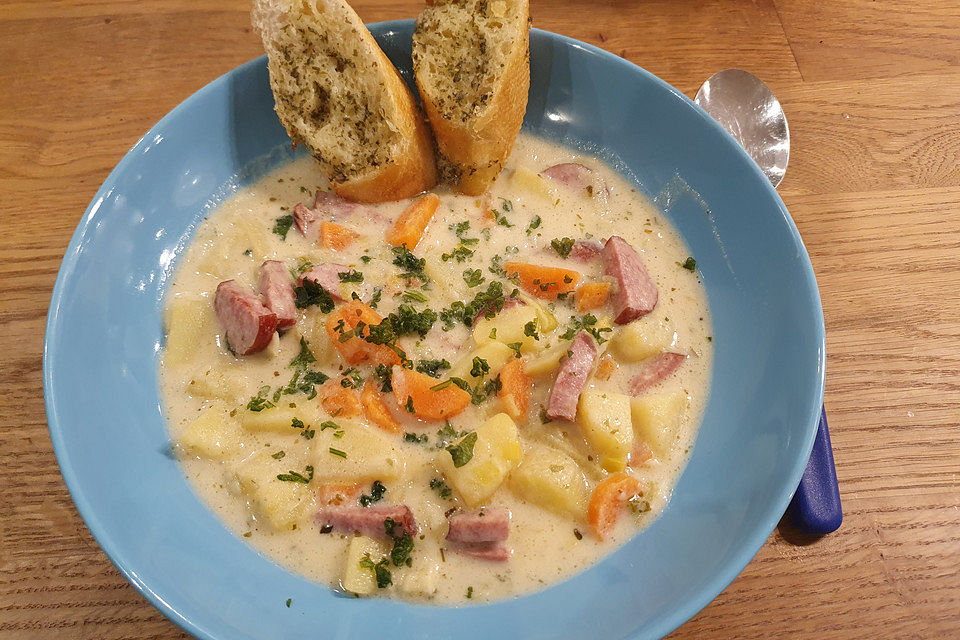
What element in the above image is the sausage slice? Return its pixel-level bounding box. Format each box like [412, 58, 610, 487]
[258, 260, 296, 329]
[214, 280, 278, 355]
[602, 236, 658, 324]
[546, 331, 599, 421]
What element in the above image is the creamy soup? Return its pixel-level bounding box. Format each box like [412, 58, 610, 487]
[160, 134, 712, 604]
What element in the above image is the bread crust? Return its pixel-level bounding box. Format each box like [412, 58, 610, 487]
[413, 0, 530, 196]
[253, 0, 437, 203]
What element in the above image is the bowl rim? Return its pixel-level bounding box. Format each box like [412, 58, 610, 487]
[43, 20, 825, 640]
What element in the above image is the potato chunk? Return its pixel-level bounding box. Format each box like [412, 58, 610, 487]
[342, 535, 389, 596]
[509, 443, 590, 520]
[612, 317, 678, 363]
[630, 392, 688, 457]
[237, 406, 304, 434]
[164, 298, 213, 366]
[524, 341, 569, 377]
[474, 303, 543, 353]
[177, 404, 239, 459]
[577, 389, 634, 472]
[447, 341, 515, 381]
[186, 369, 243, 403]
[311, 421, 404, 483]
[438, 413, 521, 507]
[511, 166, 558, 201]
[232, 452, 312, 530]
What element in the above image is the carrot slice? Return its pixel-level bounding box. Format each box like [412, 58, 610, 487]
[317, 482, 364, 506]
[594, 353, 618, 381]
[587, 472, 641, 540]
[386, 193, 440, 249]
[391, 366, 471, 421]
[361, 380, 403, 434]
[497, 358, 531, 422]
[575, 281, 611, 311]
[325, 301, 402, 366]
[321, 385, 362, 418]
[503, 262, 581, 300]
[320, 221, 359, 250]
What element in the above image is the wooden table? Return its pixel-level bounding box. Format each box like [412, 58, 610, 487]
[2, 0, 958, 637]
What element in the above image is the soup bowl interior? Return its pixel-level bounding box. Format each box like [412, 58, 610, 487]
[44, 21, 824, 640]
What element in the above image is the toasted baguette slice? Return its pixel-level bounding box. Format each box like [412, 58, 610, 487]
[252, 0, 438, 202]
[412, 0, 530, 196]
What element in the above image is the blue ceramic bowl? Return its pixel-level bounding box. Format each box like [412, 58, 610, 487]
[44, 21, 824, 640]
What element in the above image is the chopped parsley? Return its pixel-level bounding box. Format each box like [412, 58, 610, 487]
[439, 281, 506, 329]
[402, 289, 429, 303]
[271, 450, 285, 460]
[358, 555, 393, 588]
[550, 237, 575, 258]
[360, 255, 372, 264]
[272, 215, 294, 240]
[404, 397, 415, 413]
[247, 385, 275, 412]
[277, 465, 314, 483]
[443, 222, 480, 262]
[416, 358, 451, 378]
[293, 278, 335, 312]
[359, 480, 386, 507]
[523, 319, 540, 340]
[682, 257, 697, 271]
[286, 598, 292, 607]
[441, 244, 476, 263]
[506, 342, 523, 358]
[391, 246, 427, 281]
[463, 268, 485, 287]
[404, 432, 429, 445]
[560, 314, 613, 345]
[340, 368, 364, 389]
[526, 215, 542, 235]
[369, 286, 383, 309]
[446, 432, 478, 467]
[466, 586, 474, 599]
[375, 364, 393, 392]
[492, 199, 513, 227]
[338, 269, 363, 283]
[470, 356, 490, 378]
[289, 337, 316, 369]
[429, 477, 452, 499]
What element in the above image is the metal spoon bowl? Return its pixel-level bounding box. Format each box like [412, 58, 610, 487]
[695, 69, 790, 188]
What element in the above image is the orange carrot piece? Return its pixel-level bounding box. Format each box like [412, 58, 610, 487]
[320, 221, 359, 250]
[361, 380, 403, 434]
[391, 366, 471, 421]
[386, 193, 440, 249]
[594, 353, 618, 381]
[321, 385, 363, 419]
[587, 473, 641, 540]
[503, 262, 581, 300]
[317, 482, 364, 506]
[325, 301, 401, 366]
[497, 358, 531, 422]
[575, 281, 611, 311]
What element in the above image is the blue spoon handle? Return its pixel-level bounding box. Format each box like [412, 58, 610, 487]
[787, 405, 842, 534]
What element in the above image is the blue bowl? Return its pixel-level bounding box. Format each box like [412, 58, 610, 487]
[44, 21, 824, 640]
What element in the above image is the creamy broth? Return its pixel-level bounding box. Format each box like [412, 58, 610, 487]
[160, 134, 712, 604]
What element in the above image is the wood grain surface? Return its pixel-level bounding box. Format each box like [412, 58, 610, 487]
[2, 0, 958, 637]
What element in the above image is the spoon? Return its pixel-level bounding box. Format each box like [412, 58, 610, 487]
[695, 70, 842, 535]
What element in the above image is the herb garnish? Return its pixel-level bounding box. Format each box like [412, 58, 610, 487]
[506, 342, 523, 358]
[359, 480, 386, 507]
[429, 477, 452, 499]
[272, 215, 294, 240]
[293, 278, 335, 312]
[328, 447, 347, 459]
[416, 358, 451, 378]
[392, 246, 427, 281]
[402, 289, 428, 303]
[550, 237, 575, 258]
[463, 268, 485, 287]
[523, 319, 540, 340]
[446, 432, 478, 467]
[526, 215, 542, 235]
[358, 555, 393, 588]
[338, 269, 364, 283]
[404, 432, 429, 445]
[439, 281, 506, 329]
[277, 465, 314, 483]
[682, 257, 697, 271]
[384, 518, 415, 567]
[470, 356, 490, 378]
[271, 450, 285, 460]
[247, 385, 275, 412]
[289, 337, 316, 369]
[560, 314, 613, 345]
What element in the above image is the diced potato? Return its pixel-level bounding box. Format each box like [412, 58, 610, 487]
[630, 392, 688, 457]
[474, 303, 543, 353]
[237, 406, 304, 434]
[516, 292, 558, 333]
[311, 421, 404, 483]
[398, 545, 441, 598]
[612, 317, 678, 363]
[524, 341, 569, 377]
[509, 442, 590, 520]
[448, 341, 515, 381]
[511, 166, 558, 201]
[577, 389, 634, 472]
[164, 298, 213, 366]
[232, 452, 312, 530]
[342, 535, 389, 596]
[177, 404, 240, 459]
[186, 368, 243, 402]
[438, 413, 521, 507]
